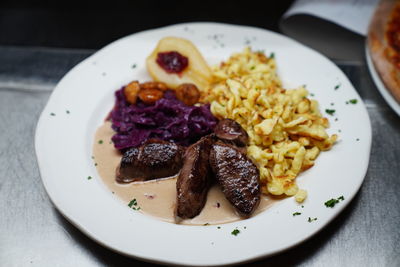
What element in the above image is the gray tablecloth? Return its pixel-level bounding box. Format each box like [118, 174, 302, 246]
[1, 46, 399, 267]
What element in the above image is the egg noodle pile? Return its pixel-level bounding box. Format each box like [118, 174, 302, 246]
[203, 48, 337, 202]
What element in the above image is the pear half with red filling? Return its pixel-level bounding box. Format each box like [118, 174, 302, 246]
[146, 37, 213, 91]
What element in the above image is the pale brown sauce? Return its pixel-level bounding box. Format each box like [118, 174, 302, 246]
[93, 121, 275, 225]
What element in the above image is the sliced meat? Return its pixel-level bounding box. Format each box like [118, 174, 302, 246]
[214, 119, 249, 147]
[209, 142, 260, 217]
[176, 135, 213, 219]
[116, 139, 185, 183]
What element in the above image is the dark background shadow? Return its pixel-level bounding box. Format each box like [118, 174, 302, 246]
[0, 0, 294, 49]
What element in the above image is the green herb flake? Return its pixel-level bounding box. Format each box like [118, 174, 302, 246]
[128, 198, 137, 208]
[269, 52, 275, 59]
[293, 212, 302, 216]
[98, 140, 104, 144]
[203, 223, 210, 226]
[250, 66, 255, 70]
[301, 205, 304, 208]
[231, 229, 240, 236]
[325, 109, 336, 116]
[87, 176, 92, 180]
[66, 110, 70, 114]
[325, 196, 345, 208]
[356, 138, 360, 141]
[308, 217, 317, 222]
[94, 163, 98, 166]
[128, 198, 141, 211]
[217, 226, 221, 229]
[132, 63, 137, 69]
[324, 198, 339, 208]
[310, 93, 315, 97]
[349, 99, 358, 104]
[50, 112, 56, 116]
[334, 84, 341, 90]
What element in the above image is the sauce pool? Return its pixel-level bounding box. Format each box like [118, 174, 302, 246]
[93, 121, 275, 225]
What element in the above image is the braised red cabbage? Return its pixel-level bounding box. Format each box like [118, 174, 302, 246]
[110, 88, 217, 150]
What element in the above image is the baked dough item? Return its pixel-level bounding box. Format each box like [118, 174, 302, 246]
[368, 0, 400, 103]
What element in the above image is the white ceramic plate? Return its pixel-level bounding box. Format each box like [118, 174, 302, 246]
[35, 22, 371, 266]
[365, 44, 400, 117]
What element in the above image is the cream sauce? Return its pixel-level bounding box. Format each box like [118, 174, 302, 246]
[93, 121, 275, 225]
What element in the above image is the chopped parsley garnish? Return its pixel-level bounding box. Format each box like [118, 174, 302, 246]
[217, 226, 221, 229]
[334, 84, 341, 90]
[269, 52, 275, 59]
[66, 110, 70, 114]
[128, 199, 137, 207]
[231, 229, 240, 236]
[94, 163, 98, 166]
[203, 223, 210, 226]
[301, 205, 304, 208]
[356, 138, 360, 141]
[324, 196, 345, 208]
[98, 140, 103, 144]
[128, 198, 141, 210]
[349, 99, 357, 104]
[50, 112, 56, 116]
[310, 93, 315, 97]
[250, 66, 255, 70]
[325, 109, 336, 115]
[293, 212, 302, 216]
[132, 63, 137, 69]
[87, 176, 92, 180]
[308, 217, 317, 222]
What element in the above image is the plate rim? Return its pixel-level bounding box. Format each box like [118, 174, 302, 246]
[365, 43, 400, 117]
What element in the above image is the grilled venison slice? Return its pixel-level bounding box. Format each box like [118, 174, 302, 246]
[116, 139, 185, 183]
[209, 141, 261, 217]
[176, 135, 213, 219]
[214, 119, 249, 147]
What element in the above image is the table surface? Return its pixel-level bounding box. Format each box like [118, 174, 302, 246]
[0, 45, 399, 267]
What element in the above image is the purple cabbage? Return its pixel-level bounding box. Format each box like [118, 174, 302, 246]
[110, 88, 218, 150]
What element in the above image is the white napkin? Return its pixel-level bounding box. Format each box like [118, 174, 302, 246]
[280, 0, 380, 61]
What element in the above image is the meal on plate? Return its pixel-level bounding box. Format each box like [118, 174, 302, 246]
[93, 37, 337, 225]
[368, 0, 400, 103]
